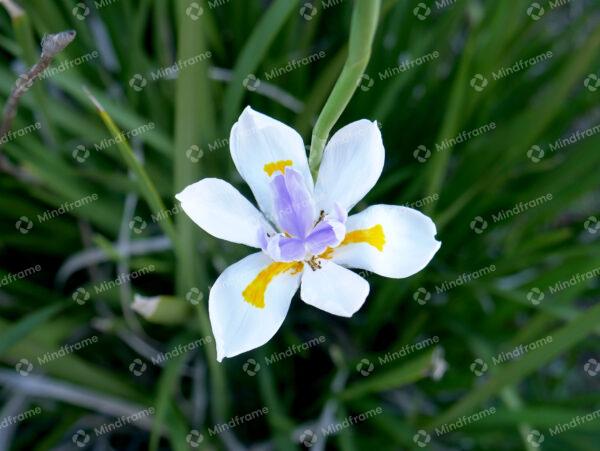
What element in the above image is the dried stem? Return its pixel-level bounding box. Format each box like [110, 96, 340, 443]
[0, 30, 76, 180]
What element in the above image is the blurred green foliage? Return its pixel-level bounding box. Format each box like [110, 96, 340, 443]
[0, 0, 599, 450]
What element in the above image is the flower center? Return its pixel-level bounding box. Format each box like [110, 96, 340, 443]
[260, 166, 346, 265]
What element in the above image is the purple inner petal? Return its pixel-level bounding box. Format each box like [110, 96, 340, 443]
[265, 233, 306, 262]
[304, 219, 346, 256]
[270, 168, 315, 238]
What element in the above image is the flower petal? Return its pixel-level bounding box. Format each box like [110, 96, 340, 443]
[331, 204, 441, 278]
[314, 120, 384, 213]
[176, 178, 274, 248]
[230, 106, 312, 222]
[270, 167, 316, 238]
[304, 219, 345, 256]
[265, 234, 306, 262]
[209, 252, 303, 361]
[300, 261, 370, 317]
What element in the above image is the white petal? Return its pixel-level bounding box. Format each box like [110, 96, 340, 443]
[209, 252, 303, 361]
[315, 120, 384, 213]
[300, 261, 369, 317]
[230, 106, 313, 222]
[176, 178, 274, 248]
[331, 205, 441, 279]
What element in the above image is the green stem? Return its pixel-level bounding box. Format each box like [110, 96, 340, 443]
[308, 0, 381, 179]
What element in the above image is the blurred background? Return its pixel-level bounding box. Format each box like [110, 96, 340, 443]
[1, 0, 599, 450]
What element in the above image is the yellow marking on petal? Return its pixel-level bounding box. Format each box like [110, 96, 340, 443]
[263, 160, 293, 176]
[319, 247, 335, 260]
[242, 261, 303, 308]
[341, 224, 386, 251]
[318, 224, 386, 260]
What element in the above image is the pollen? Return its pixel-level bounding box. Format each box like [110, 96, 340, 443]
[263, 160, 293, 176]
[242, 261, 303, 308]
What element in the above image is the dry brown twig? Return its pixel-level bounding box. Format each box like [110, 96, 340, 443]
[0, 28, 76, 181]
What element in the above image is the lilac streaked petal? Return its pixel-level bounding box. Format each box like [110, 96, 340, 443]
[266, 234, 306, 262]
[270, 167, 316, 238]
[305, 219, 346, 256]
[330, 202, 348, 223]
[257, 227, 269, 251]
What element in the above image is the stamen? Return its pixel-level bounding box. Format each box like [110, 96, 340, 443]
[314, 210, 325, 226]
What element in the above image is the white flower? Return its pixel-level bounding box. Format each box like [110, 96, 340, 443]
[176, 106, 441, 361]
